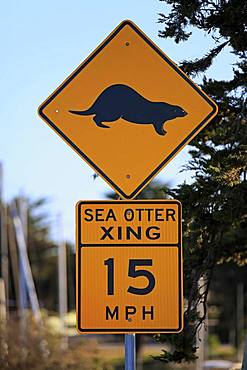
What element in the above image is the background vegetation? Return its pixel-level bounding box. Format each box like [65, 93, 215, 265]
[155, 0, 247, 363]
[1, 0, 246, 368]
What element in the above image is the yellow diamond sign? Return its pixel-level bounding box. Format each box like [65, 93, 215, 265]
[38, 20, 217, 199]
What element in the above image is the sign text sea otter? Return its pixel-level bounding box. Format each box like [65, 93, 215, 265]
[82, 207, 177, 241]
[79, 203, 180, 245]
[83, 207, 176, 222]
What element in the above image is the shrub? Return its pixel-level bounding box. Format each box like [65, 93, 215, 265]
[0, 315, 112, 370]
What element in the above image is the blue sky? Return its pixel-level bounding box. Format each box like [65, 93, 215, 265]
[0, 0, 235, 242]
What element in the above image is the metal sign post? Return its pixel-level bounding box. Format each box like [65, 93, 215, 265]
[38, 18, 218, 370]
[125, 334, 136, 370]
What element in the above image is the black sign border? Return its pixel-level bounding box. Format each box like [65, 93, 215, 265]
[77, 200, 183, 334]
[38, 20, 217, 200]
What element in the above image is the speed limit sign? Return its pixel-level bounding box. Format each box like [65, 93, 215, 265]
[76, 200, 183, 333]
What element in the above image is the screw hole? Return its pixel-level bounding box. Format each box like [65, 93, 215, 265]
[128, 318, 132, 322]
[125, 42, 130, 46]
[126, 175, 131, 179]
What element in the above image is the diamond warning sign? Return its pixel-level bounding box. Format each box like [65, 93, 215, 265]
[39, 20, 217, 199]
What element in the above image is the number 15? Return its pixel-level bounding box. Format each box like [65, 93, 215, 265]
[104, 258, 155, 296]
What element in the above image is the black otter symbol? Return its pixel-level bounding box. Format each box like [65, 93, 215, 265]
[69, 84, 187, 136]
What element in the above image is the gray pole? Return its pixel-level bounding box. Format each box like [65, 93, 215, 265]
[125, 334, 136, 370]
[57, 213, 68, 350]
[0, 278, 6, 320]
[0, 163, 9, 316]
[12, 204, 42, 323]
[119, 191, 136, 370]
[17, 197, 29, 310]
[237, 282, 244, 362]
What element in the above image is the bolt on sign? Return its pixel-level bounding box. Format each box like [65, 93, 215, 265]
[38, 20, 218, 200]
[76, 200, 183, 333]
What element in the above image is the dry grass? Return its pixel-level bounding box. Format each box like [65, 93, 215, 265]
[0, 316, 113, 370]
[0, 315, 197, 370]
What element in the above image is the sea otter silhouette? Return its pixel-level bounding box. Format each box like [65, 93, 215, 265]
[69, 84, 187, 136]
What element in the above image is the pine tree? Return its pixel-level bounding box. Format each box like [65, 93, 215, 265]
[155, 0, 247, 363]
